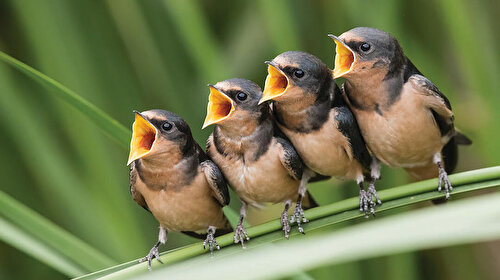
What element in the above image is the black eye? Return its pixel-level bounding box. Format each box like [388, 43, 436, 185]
[162, 122, 173, 131]
[294, 69, 304, 78]
[360, 43, 371, 52]
[236, 92, 247, 101]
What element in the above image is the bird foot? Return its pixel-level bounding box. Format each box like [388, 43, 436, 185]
[290, 202, 308, 235]
[233, 222, 250, 249]
[203, 227, 220, 255]
[281, 209, 291, 239]
[139, 243, 163, 271]
[367, 182, 382, 205]
[438, 166, 453, 199]
[359, 189, 376, 218]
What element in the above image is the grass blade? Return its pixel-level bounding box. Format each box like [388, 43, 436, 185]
[257, 0, 301, 52]
[161, 0, 228, 82]
[143, 188, 500, 280]
[0, 190, 116, 274]
[0, 217, 85, 277]
[0, 51, 130, 148]
[74, 166, 500, 279]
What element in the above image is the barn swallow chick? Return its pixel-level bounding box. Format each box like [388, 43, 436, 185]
[203, 78, 318, 243]
[260, 52, 379, 217]
[128, 109, 231, 270]
[329, 27, 471, 198]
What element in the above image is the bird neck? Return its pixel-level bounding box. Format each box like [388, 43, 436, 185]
[344, 69, 404, 113]
[136, 149, 198, 189]
[214, 117, 273, 161]
[274, 78, 333, 132]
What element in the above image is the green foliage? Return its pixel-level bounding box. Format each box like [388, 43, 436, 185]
[74, 167, 500, 279]
[0, 191, 115, 277]
[0, 0, 498, 279]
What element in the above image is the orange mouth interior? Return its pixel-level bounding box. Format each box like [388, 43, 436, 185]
[260, 65, 289, 104]
[127, 113, 157, 165]
[202, 87, 235, 128]
[332, 38, 355, 78]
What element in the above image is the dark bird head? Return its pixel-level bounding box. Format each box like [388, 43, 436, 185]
[329, 27, 405, 82]
[203, 78, 267, 132]
[259, 51, 332, 105]
[127, 109, 194, 165]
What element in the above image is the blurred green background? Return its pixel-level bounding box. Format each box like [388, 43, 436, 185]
[0, 0, 499, 279]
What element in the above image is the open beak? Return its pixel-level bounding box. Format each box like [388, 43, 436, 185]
[259, 61, 290, 105]
[202, 85, 235, 129]
[127, 111, 158, 165]
[328, 34, 356, 78]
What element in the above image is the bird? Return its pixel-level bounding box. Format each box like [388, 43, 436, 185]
[202, 78, 318, 243]
[127, 109, 231, 270]
[329, 27, 472, 199]
[259, 51, 380, 217]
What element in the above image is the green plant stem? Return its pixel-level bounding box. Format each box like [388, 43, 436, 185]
[0, 217, 85, 277]
[0, 190, 116, 273]
[139, 188, 500, 280]
[74, 166, 500, 280]
[0, 51, 130, 148]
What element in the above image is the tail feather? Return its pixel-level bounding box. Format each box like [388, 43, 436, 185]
[442, 136, 459, 174]
[303, 190, 319, 209]
[442, 130, 471, 174]
[182, 226, 232, 240]
[454, 130, 472, 145]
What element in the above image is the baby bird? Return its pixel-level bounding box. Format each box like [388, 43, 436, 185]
[329, 27, 471, 198]
[128, 109, 231, 270]
[260, 51, 379, 216]
[203, 78, 317, 243]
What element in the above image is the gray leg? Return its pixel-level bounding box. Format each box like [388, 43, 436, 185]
[234, 200, 250, 249]
[281, 199, 292, 239]
[367, 157, 382, 205]
[203, 226, 220, 254]
[434, 153, 453, 199]
[358, 178, 375, 218]
[290, 169, 313, 235]
[139, 226, 167, 271]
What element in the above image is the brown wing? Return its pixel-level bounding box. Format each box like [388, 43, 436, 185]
[409, 74, 455, 139]
[200, 159, 230, 206]
[197, 141, 230, 206]
[129, 162, 150, 212]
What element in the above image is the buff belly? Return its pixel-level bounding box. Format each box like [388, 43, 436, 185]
[139, 171, 227, 232]
[210, 139, 300, 206]
[279, 111, 363, 180]
[353, 91, 444, 169]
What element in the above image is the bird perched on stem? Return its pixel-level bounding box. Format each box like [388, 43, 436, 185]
[128, 109, 231, 270]
[260, 52, 380, 217]
[329, 27, 471, 198]
[203, 78, 318, 243]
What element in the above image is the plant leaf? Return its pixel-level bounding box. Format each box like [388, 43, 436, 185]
[0, 190, 116, 274]
[0, 217, 85, 277]
[139, 185, 500, 280]
[0, 51, 131, 148]
[74, 166, 500, 280]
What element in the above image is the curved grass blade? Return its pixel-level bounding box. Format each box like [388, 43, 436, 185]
[0, 190, 116, 274]
[0, 51, 130, 148]
[0, 217, 86, 277]
[161, 0, 228, 82]
[74, 166, 500, 280]
[141, 187, 500, 280]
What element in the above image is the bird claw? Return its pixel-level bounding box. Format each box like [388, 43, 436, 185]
[367, 182, 382, 205]
[281, 209, 291, 239]
[359, 189, 376, 218]
[438, 166, 453, 199]
[203, 228, 220, 255]
[233, 222, 250, 249]
[139, 244, 163, 271]
[290, 202, 308, 235]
